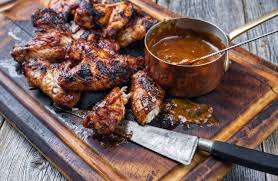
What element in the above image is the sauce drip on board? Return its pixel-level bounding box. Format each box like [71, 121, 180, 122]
[151, 98, 218, 130]
[149, 30, 225, 65]
[163, 99, 215, 124]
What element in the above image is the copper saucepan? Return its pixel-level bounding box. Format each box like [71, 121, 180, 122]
[144, 9, 278, 97]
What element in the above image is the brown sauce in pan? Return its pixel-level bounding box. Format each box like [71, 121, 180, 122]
[149, 29, 225, 65]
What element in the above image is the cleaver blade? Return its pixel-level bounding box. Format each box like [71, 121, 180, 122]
[126, 121, 198, 165]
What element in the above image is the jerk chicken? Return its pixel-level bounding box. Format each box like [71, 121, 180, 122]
[11, 0, 162, 135]
[23, 58, 81, 108]
[83, 87, 129, 134]
[117, 15, 157, 47]
[48, 0, 134, 33]
[31, 8, 69, 32]
[58, 48, 144, 91]
[11, 9, 72, 63]
[48, 0, 157, 40]
[131, 70, 165, 125]
[11, 30, 72, 63]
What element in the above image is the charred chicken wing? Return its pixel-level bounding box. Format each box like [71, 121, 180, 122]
[131, 70, 165, 125]
[11, 30, 72, 63]
[23, 59, 81, 108]
[58, 50, 144, 91]
[47, 0, 76, 20]
[83, 87, 129, 134]
[73, 0, 97, 29]
[97, 1, 134, 37]
[12, 9, 72, 63]
[117, 16, 157, 47]
[31, 8, 69, 32]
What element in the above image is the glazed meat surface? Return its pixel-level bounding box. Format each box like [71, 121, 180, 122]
[97, 1, 134, 37]
[12, 9, 72, 63]
[131, 70, 165, 125]
[73, 0, 97, 29]
[117, 16, 157, 47]
[58, 49, 144, 91]
[31, 8, 69, 32]
[72, 1, 135, 35]
[48, 0, 149, 36]
[11, 30, 72, 63]
[10, 2, 160, 133]
[47, 0, 156, 47]
[47, 0, 77, 21]
[23, 59, 81, 108]
[83, 87, 129, 134]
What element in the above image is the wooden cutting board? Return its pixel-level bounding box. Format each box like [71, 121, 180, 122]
[0, 0, 277, 180]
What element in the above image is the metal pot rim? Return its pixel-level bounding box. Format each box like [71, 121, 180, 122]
[144, 17, 228, 68]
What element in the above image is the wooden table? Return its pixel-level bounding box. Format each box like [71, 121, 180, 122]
[0, 0, 277, 180]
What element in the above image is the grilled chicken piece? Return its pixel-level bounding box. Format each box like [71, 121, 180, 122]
[67, 38, 96, 63]
[12, 8, 72, 63]
[49, 0, 134, 35]
[83, 87, 129, 134]
[131, 70, 165, 125]
[11, 30, 72, 63]
[73, 1, 134, 35]
[48, 0, 105, 29]
[73, 0, 97, 29]
[97, 1, 134, 37]
[31, 8, 69, 32]
[23, 59, 81, 108]
[69, 22, 120, 53]
[48, 0, 77, 21]
[47, 0, 152, 46]
[67, 37, 119, 65]
[58, 50, 144, 91]
[117, 16, 157, 47]
[97, 38, 120, 53]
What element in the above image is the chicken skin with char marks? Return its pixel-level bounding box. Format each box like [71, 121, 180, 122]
[23, 59, 81, 108]
[48, 0, 141, 38]
[97, 1, 134, 37]
[131, 70, 165, 125]
[58, 50, 144, 91]
[31, 8, 69, 32]
[12, 9, 72, 63]
[117, 15, 157, 47]
[83, 87, 129, 134]
[11, 30, 72, 63]
[10, 2, 162, 135]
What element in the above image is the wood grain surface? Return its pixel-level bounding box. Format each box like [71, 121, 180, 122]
[0, 0, 277, 180]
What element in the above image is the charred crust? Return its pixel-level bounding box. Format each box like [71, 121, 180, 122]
[134, 71, 164, 98]
[77, 0, 95, 16]
[94, 10, 105, 20]
[96, 60, 129, 84]
[110, 60, 129, 79]
[96, 60, 110, 76]
[63, 73, 75, 82]
[79, 63, 92, 80]
[80, 31, 91, 39]
[23, 59, 47, 74]
[32, 8, 68, 32]
[139, 95, 154, 110]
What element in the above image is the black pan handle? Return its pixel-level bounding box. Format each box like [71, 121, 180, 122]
[198, 138, 278, 175]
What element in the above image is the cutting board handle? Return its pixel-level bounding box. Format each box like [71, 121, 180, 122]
[210, 141, 278, 175]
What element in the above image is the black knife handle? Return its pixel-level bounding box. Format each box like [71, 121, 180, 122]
[210, 141, 278, 175]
